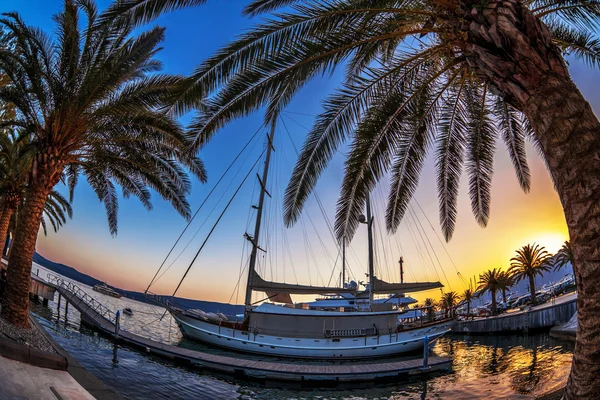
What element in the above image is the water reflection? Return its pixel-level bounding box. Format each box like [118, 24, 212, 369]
[434, 334, 573, 398]
[30, 263, 573, 399]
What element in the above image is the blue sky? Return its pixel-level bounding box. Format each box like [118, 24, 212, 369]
[6, 1, 599, 304]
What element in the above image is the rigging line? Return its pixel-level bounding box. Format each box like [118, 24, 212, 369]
[280, 115, 342, 277]
[282, 228, 299, 283]
[326, 251, 342, 287]
[280, 115, 340, 246]
[282, 110, 317, 118]
[280, 113, 357, 283]
[279, 114, 357, 282]
[145, 124, 264, 293]
[169, 149, 266, 300]
[373, 186, 392, 282]
[153, 141, 260, 284]
[404, 212, 437, 281]
[412, 198, 468, 285]
[408, 206, 452, 292]
[408, 204, 459, 290]
[229, 257, 251, 304]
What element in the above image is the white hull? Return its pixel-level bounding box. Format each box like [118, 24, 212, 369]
[173, 312, 450, 359]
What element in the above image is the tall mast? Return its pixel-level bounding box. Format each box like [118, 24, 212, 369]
[366, 195, 374, 304]
[399, 256, 404, 283]
[342, 237, 346, 286]
[244, 118, 276, 307]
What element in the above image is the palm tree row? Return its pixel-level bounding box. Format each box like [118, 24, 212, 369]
[473, 242, 574, 317]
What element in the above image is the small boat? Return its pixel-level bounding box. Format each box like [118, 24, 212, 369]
[123, 307, 133, 316]
[92, 283, 121, 298]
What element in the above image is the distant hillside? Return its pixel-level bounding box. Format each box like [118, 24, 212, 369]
[33, 252, 244, 315]
[121, 290, 244, 316]
[33, 252, 104, 287]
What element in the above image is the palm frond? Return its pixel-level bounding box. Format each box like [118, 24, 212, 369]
[495, 98, 531, 192]
[465, 83, 496, 228]
[99, 0, 207, 27]
[435, 78, 468, 241]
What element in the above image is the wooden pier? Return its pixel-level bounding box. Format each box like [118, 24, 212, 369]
[452, 293, 577, 334]
[45, 274, 451, 384]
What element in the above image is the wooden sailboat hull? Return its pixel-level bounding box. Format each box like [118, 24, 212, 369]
[172, 312, 451, 359]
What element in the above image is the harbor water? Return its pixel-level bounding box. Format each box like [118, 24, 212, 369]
[31, 264, 573, 399]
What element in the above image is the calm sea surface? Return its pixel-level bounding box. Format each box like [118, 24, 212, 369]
[30, 264, 573, 399]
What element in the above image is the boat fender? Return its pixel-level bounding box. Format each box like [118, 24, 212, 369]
[204, 312, 222, 322]
[217, 313, 228, 321]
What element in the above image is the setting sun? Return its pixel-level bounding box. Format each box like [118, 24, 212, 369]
[530, 232, 569, 254]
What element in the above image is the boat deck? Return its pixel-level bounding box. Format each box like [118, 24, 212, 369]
[47, 277, 452, 384]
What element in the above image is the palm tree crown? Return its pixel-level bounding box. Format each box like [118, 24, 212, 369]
[180, 0, 600, 243]
[509, 243, 552, 302]
[441, 291, 459, 318]
[0, 1, 206, 234]
[461, 287, 474, 319]
[476, 268, 503, 315]
[496, 270, 513, 304]
[554, 240, 574, 272]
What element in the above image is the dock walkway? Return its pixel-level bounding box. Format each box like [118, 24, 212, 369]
[46, 274, 451, 384]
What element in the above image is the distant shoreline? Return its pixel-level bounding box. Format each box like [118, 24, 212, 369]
[33, 252, 244, 315]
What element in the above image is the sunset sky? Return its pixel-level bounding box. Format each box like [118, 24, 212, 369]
[9, 1, 596, 304]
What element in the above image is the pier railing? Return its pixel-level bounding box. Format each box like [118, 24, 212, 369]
[47, 274, 117, 324]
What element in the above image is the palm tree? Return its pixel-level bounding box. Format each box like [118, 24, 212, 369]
[0, 1, 207, 328]
[554, 241, 574, 272]
[3, 189, 73, 257]
[180, 3, 600, 395]
[497, 270, 513, 306]
[509, 243, 552, 304]
[477, 269, 503, 316]
[441, 291, 459, 319]
[0, 133, 36, 253]
[462, 288, 475, 320]
[424, 297, 436, 322]
[0, 130, 74, 257]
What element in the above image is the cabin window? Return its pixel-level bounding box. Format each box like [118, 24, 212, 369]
[333, 339, 340, 342]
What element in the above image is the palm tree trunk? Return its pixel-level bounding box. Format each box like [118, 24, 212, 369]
[529, 275, 537, 303]
[1, 165, 59, 328]
[0, 205, 14, 260]
[467, 302, 470, 320]
[491, 289, 497, 316]
[502, 289, 507, 304]
[461, 1, 600, 397]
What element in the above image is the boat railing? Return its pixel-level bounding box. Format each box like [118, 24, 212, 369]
[47, 273, 117, 324]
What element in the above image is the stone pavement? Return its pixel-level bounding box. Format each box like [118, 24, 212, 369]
[0, 355, 95, 400]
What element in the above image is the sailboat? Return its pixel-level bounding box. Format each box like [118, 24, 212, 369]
[166, 121, 452, 359]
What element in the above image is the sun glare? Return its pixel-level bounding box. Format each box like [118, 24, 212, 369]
[533, 232, 568, 253]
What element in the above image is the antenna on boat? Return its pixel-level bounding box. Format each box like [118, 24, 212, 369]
[244, 116, 277, 308]
[358, 195, 375, 306]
